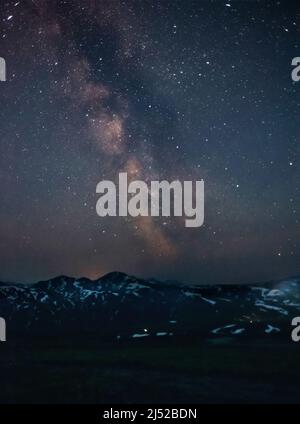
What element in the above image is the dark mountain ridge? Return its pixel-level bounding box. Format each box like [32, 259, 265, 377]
[1, 272, 299, 341]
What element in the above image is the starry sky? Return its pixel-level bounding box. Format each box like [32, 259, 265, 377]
[0, 0, 299, 285]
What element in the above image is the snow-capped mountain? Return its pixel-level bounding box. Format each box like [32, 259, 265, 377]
[0, 272, 299, 341]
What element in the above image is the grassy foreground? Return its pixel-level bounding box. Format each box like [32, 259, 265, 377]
[1, 338, 300, 403]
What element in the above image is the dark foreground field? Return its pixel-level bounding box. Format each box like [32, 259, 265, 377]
[1, 337, 300, 403]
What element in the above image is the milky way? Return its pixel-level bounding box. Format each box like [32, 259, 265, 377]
[0, 0, 299, 284]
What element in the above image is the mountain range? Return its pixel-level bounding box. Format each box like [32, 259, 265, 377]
[1, 272, 299, 341]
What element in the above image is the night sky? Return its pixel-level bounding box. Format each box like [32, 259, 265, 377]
[0, 0, 299, 285]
